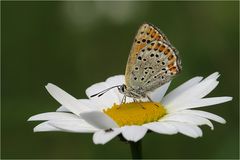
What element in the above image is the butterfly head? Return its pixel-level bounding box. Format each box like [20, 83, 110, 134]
[117, 84, 127, 94]
[118, 84, 145, 99]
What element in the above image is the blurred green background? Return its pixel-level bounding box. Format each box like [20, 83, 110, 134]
[1, 1, 239, 159]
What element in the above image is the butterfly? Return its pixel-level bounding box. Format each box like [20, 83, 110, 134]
[91, 23, 182, 103]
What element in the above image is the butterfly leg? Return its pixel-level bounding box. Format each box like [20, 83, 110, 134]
[121, 95, 126, 104]
[146, 95, 159, 107]
[133, 98, 146, 109]
[117, 95, 126, 109]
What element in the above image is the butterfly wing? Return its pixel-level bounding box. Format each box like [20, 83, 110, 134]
[129, 40, 181, 92]
[125, 23, 181, 93]
[125, 23, 172, 87]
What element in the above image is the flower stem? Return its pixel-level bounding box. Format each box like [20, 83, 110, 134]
[129, 140, 142, 159]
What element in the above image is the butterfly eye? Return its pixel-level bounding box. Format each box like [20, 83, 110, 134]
[119, 85, 127, 92]
[118, 86, 124, 93]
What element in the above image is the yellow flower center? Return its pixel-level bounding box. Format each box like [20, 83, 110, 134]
[103, 102, 166, 127]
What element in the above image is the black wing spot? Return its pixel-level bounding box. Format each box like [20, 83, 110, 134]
[145, 71, 148, 74]
[142, 39, 146, 42]
[155, 54, 159, 57]
[138, 56, 142, 60]
[147, 81, 151, 83]
[162, 68, 166, 70]
[142, 49, 145, 52]
[162, 62, 165, 65]
[154, 76, 157, 78]
[141, 77, 145, 81]
[157, 60, 160, 63]
[143, 58, 147, 61]
[135, 67, 139, 70]
[137, 41, 141, 44]
[152, 71, 155, 73]
[161, 76, 164, 79]
[149, 67, 153, 69]
[150, 54, 154, 57]
[134, 77, 137, 80]
[147, 40, 151, 44]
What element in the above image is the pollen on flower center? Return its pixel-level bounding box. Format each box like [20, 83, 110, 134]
[103, 102, 166, 127]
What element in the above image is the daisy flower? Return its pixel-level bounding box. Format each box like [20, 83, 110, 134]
[28, 72, 232, 145]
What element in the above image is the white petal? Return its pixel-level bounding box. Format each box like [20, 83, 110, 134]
[121, 126, 148, 142]
[170, 97, 232, 112]
[78, 99, 103, 110]
[106, 75, 130, 104]
[99, 75, 133, 104]
[165, 76, 220, 109]
[144, 122, 178, 135]
[105, 75, 133, 103]
[85, 82, 106, 98]
[180, 110, 226, 124]
[91, 75, 133, 104]
[28, 112, 80, 121]
[56, 106, 69, 112]
[33, 121, 61, 132]
[49, 119, 98, 133]
[56, 99, 102, 112]
[148, 81, 171, 102]
[80, 111, 118, 129]
[105, 75, 125, 85]
[45, 83, 84, 115]
[192, 78, 219, 99]
[168, 122, 202, 138]
[160, 113, 214, 130]
[203, 72, 220, 81]
[93, 128, 121, 144]
[86, 82, 119, 108]
[162, 76, 203, 105]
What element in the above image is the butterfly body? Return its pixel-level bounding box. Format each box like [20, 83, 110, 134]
[120, 23, 182, 100]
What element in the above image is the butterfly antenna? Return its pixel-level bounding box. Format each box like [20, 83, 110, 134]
[90, 85, 122, 98]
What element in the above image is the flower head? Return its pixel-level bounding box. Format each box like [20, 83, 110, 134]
[28, 72, 232, 144]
